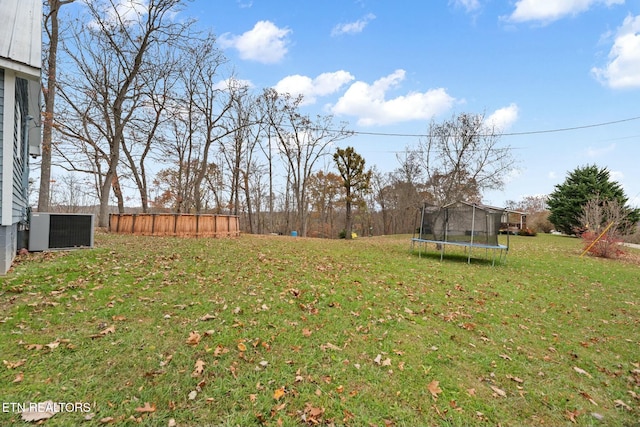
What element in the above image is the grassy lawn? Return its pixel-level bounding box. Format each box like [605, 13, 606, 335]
[1, 232, 638, 426]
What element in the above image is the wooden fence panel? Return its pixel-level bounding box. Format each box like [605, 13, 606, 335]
[109, 214, 240, 238]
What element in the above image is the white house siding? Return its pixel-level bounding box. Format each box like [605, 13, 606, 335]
[0, 0, 41, 274]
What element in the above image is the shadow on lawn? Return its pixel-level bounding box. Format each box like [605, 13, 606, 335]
[409, 247, 501, 266]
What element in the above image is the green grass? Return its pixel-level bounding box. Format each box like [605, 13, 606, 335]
[1, 232, 638, 426]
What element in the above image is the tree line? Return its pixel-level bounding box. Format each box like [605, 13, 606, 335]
[38, 0, 519, 237]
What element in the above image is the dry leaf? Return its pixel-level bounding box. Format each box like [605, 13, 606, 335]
[213, 345, 228, 356]
[382, 358, 392, 367]
[427, 380, 442, 400]
[499, 354, 512, 361]
[302, 328, 312, 337]
[112, 315, 126, 321]
[573, 366, 592, 378]
[614, 399, 632, 410]
[490, 385, 507, 397]
[46, 341, 60, 350]
[200, 314, 216, 321]
[566, 409, 580, 423]
[100, 326, 116, 335]
[192, 359, 205, 377]
[21, 401, 60, 422]
[237, 342, 247, 352]
[273, 387, 286, 400]
[100, 416, 115, 423]
[188, 390, 198, 400]
[168, 419, 177, 427]
[186, 331, 201, 346]
[25, 344, 43, 351]
[467, 388, 476, 397]
[135, 402, 156, 413]
[321, 342, 341, 351]
[374, 354, 382, 365]
[302, 403, 324, 424]
[13, 372, 24, 383]
[506, 374, 524, 383]
[580, 391, 598, 406]
[3, 359, 26, 369]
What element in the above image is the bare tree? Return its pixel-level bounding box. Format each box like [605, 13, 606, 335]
[56, 0, 189, 226]
[418, 113, 516, 206]
[39, 0, 75, 212]
[264, 90, 352, 236]
[579, 195, 632, 258]
[120, 38, 184, 212]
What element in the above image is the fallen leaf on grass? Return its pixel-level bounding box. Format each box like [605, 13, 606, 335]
[90, 326, 115, 339]
[427, 380, 442, 400]
[186, 331, 201, 346]
[13, 372, 24, 383]
[188, 390, 198, 400]
[237, 342, 247, 352]
[46, 340, 60, 350]
[506, 374, 524, 383]
[573, 366, 592, 378]
[566, 409, 580, 423]
[192, 359, 205, 377]
[135, 402, 156, 413]
[200, 314, 216, 321]
[213, 345, 229, 357]
[21, 401, 60, 422]
[320, 342, 341, 351]
[273, 387, 286, 400]
[614, 399, 632, 410]
[301, 403, 324, 425]
[580, 391, 598, 406]
[25, 344, 43, 351]
[100, 416, 115, 423]
[490, 385, 507, 397]
[3, 359, 26, 369]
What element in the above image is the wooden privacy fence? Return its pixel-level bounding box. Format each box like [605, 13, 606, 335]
[109, 213, 240, 238]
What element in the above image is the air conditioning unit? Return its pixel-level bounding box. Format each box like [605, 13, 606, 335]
[28, 213, 95, 252]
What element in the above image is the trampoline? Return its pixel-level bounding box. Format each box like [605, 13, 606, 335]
[411, 201, 510, 265]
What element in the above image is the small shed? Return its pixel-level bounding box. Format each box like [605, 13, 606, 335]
[412, 201, 509, 264]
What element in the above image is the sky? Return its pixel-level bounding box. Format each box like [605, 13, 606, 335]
[178, 0, 640, 208]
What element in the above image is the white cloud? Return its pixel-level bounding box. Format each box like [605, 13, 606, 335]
[274, 71, 355, 105]
[331, 13, 376, 37]
[330, 70, 455, 126]
[592, 15, 640, 89]
[506, 0, 624, 24]
[219, 21, 291, 64]
[586, 143, 617, 157]
[449, 0, 481, 13]
[485, 103, 519, 131]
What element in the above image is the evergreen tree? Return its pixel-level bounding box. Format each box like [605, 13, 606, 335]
[334, 147, 372, 239]
[547, 165, 639, 235]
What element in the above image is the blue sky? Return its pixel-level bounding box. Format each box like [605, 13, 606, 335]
[181, 0, 640, 208]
